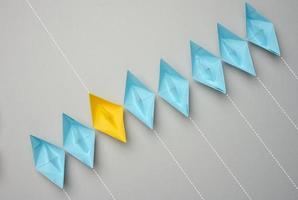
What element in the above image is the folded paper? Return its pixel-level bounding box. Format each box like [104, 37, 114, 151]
[158, 59, 189, 117]
[190, 40, 226, 93]
[63, 113, 95, 168]
[245, 3, 280, 56]
[89, 93, 126, 143]
[124, 71, 155, 129]
[30, 135, 65, 189]
[217, 23, 256, 76]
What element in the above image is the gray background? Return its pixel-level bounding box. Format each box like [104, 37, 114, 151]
[0, 0, 298, 199]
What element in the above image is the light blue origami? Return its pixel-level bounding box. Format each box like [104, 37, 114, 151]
[30, 135, 65, 189]
[217, 23, 256, 76]
[245, 3, 280, 56]
[190, 40, 226, 93]
[158, 59, 189, 117]
[63, 113, 95, 168]
[124, 71, 155, 129]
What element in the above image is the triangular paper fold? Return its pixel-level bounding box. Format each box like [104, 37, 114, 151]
[30, 135, 65, 189]
[124, 71, 155, 129]
[63, 113, 95, 168]
[158, 59, 189, 117]
[217, 23, 256, 76]
[190, 40, 226, 93]
[245, 3, 280, 56]
[89, 93, 126, 143]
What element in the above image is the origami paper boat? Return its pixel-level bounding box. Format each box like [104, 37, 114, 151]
[245, 3, 280, 56]
[63, 113, 95, 168]
[124, 71, 155, 129]
[158, 59, 189, 117]
[190, 40, 226, 93]
[89, 93, 127, 143]
[217, 23, 256, 76]
[30, 135, 65, 189]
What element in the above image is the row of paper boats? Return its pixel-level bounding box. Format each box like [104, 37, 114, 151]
[30, 3, 282, 189]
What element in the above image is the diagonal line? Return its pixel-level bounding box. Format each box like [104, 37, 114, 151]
[281, 57, 298, 81]
[93, 168, 117, 200]
[24, 0, 90, 93]
[226, 94, 298, 190]
[153, 129, 206, 200]
[63, 188, 72, 200]
[256, 77, 298, 132]
[189, 117, 253, 200]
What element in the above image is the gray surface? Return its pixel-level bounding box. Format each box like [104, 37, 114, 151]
[1, 0, 298, 199]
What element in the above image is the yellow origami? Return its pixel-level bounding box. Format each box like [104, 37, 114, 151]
[89, 93, 127, 143]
